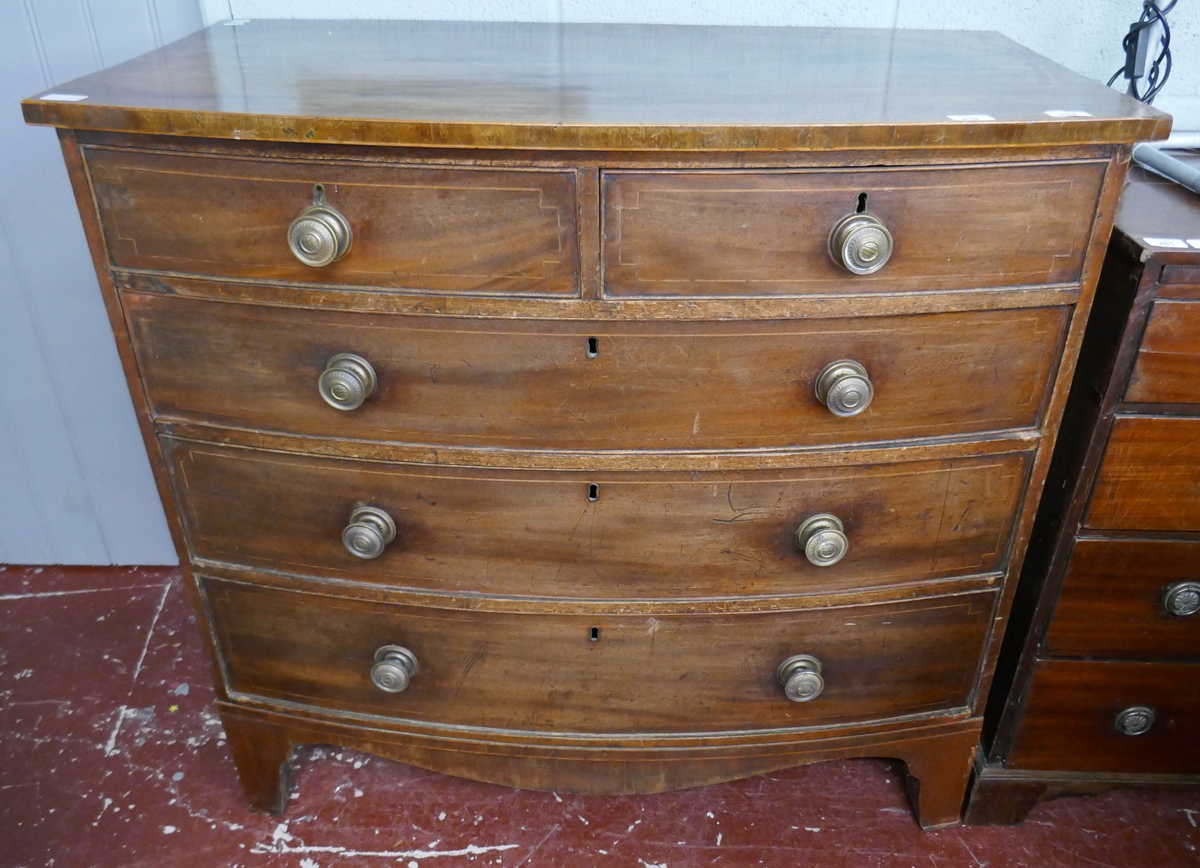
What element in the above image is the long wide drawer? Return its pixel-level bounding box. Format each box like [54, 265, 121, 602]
[603, 162, 1104, 297]
[86, 147, 580, 295]
[1007, 659, 1200, 774]
[167, 439, 1028, 598]
[127, 293, 1067, 450]
[1043, 539, 1200, 659]
[1125, 299, 1200, 405]
[202, 576, 994, 733]
[1085, 416, 1200, 532]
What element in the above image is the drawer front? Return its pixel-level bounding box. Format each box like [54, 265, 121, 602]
[1044, 539, 1200, 658]
[203, 576, 994, 733]
[168, 440, 1029, 599]
[128, 293, 1067, 450]
[1125, 300, 1200, 404]
[87, 147, 579, 295]
[603, 163, 1104, 298]
[1159, 265, 1200, 299]
[1007, 660, 1200, 774]
[1085, 416, 1200, 532]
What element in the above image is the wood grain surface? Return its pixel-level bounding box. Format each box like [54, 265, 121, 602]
[1043, 539, 1200, 659]
[87, 147, 580, 294]
[1159, 266, 1200, 300]
[1085, 416, 1200, 532]
[215, 700, 982, 829]
[1125, 300, 1200, 404]
[604, 163, 1103, 296]
[169, 439, 1029, 600]
[204, 576, 993, 733]
[22, 22, 1169, 150]
[125, 293, 1067, 451]
[1006, 659, 1200, 774]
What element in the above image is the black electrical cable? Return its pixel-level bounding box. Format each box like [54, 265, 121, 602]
[1108, 0, 1174, 104]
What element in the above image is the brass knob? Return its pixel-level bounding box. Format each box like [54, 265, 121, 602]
[815, 360, 874, 417]
[319, 353, 376, 411]
[1114, 705, 1156, 736]
[288, 187, 352, 267]
[370, 645, 419, 693]
[829, 213, 893, 274]
[342, 506, 396, 559]
[777, 654, 825, 702]
[795, 514, 848, 567]
[1163, 582, 1200, 617]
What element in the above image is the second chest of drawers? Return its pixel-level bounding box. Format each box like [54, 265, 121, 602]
[966, 160, 1200, 824]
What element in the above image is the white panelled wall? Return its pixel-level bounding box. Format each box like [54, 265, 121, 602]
[4, 0, 1194, 564]
[1, 0, 203, 564]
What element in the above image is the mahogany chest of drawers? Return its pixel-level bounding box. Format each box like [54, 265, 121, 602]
[23, 20, 1167, 829]
[966, 159, 1200, 824]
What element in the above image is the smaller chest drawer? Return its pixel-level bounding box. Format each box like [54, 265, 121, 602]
[603, 162, 1104, 298]
[1126, 300, 1200, 405]
[1085, 416, 1200, 532]
[86, 147, 580, 295]
[203, 576, 994, 734]
[1007, 659, 1200, 774]
[127, 293, 1067, 450]
[1043, 539, 1200, 658]
[169, 440, 1027, 598]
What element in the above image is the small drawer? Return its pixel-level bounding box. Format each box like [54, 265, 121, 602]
[86, 147, 579, 295]
[127, 292, 1068, 450]
[1007, 659, 1200, 774]
[1044, 539, 1200, 658]
[1158, 265, 1200, 299]
[202, 575, 994, 733]
[1085, 416, 1200, 532]
[1125, 300, 1200, 404]
[602, 162, 1104, 297]
[167, 439, 1029, 599]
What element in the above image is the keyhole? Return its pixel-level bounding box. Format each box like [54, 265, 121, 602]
[586, 337, 599, 359]
[589, 627, 600, 642]
[587, 483, 600, 502]
[313, 183, 328, 205]
[856, 192, 868, 213]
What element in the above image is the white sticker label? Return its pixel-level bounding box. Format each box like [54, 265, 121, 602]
[39, 93, 88, 102]
[1144, 237, 1189, 248]
[1186, 239, 1200, 249]
[1044, 110, 1093, 118]
[947, 114, 995, 121]
[223, 19, 250, 25]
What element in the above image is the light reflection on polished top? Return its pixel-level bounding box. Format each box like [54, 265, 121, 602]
[22, 19, 1169, 150]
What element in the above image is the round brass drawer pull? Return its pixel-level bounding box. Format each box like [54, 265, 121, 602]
[288, 187, 352, 267]
[777, 654, 825, 702]
[795, 513, 848, 567]
[371, 645, 419, 693]
[342, 505, 396, 559]
[829, 212, 893, 275]
[1163, 581, 1200, 617]
[319, 353, 377, 411]
[1114, 705, 1156, 737]
[815, 360, 874, 417]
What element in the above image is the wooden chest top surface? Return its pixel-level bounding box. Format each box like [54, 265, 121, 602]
[22, 20, 1168, 150]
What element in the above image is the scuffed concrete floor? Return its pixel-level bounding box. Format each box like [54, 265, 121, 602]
[2, 565, 1199, 868]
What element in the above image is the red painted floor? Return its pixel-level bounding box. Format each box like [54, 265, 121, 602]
[2, 565, 1198, 868]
